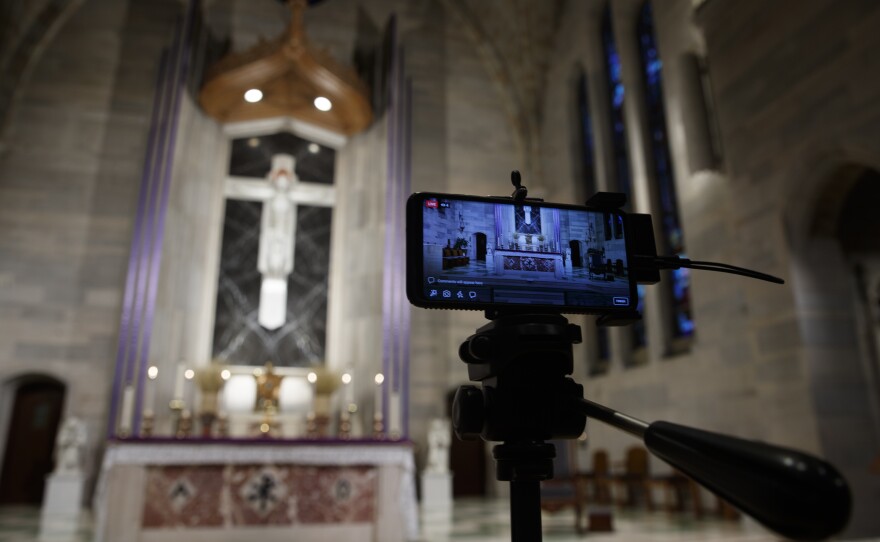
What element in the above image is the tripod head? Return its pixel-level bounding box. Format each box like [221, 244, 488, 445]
[410, 174, 850, 541]
[452, 311, 851, 542]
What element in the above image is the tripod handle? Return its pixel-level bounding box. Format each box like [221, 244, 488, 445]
[644, 421, 850, 541]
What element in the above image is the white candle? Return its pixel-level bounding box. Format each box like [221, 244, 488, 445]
[374, 373, 384, 418]
[119, 385, 134, 435]
[174, 363, 185, 399]
[343, 372, 354, 404]
[388, 390, 401, 437]
[146, 366, 158, 411]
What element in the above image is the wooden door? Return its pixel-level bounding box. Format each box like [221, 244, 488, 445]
[0, 380, 65, 504]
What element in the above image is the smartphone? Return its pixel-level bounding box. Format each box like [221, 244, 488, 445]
[406, 192, 637, 314]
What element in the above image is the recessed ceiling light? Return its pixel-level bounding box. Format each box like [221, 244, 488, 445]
[308, 143, 320, 154]
[244, 89, 263, 103]
[314, 96, 332, 111]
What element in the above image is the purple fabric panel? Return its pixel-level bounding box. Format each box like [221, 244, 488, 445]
[381, 15, 398, 425]
[391, 47, 406, 395]
[106, 50, 170, 439]
[401, 78, 413, 437]
[134, 0, 196, 435]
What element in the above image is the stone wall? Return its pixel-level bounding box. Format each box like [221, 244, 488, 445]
[0, 0, 181, 498]
[538, 0, 880, 535]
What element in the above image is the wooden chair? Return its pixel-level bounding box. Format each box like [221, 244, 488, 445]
[540, 440, 589, 533]
[613, 446, 654, 510]
[647, 469, 693, 512]
[582, 449, 613, 504]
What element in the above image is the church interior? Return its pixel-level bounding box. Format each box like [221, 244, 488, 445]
[0, 0, 879, 540]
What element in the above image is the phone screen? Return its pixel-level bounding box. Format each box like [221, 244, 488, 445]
[406, 193, 637, 314]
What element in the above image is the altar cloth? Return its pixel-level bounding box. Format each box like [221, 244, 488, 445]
[94, 440, 418, 542]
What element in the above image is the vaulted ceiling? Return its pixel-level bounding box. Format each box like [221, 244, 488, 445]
[439, 0, 565, 177]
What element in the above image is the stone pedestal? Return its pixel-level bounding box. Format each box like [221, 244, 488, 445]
[420, 470, 452, 510]
[39, 473, 84, 541]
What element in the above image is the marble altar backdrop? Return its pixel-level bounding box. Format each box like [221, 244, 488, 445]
[94, 441, 417, 542]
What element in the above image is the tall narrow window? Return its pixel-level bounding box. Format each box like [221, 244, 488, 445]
[603, 6, 647, 356]
[601, 7, 632, 205]
[577, 68, 610, 373]
[637, 1, 694, 338]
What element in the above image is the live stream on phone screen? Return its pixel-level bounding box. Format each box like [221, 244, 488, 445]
[411, 194, 635, 311]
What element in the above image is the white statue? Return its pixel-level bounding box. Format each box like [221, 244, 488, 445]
[224, 152, 335, 330]
[54, 417, 87, 475]
[257, 155, 298, 330]
[426, 418, 451, 474]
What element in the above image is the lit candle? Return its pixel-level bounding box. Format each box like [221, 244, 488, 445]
[184, 368, 195, 409]
[342, 372, 354, 405]
[146, 366, 159, 411]
[374, 373, 384, 418]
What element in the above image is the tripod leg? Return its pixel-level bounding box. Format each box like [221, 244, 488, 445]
[510, 479, 542, 542]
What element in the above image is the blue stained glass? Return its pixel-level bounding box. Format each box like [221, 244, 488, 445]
[603, 6, 645, 350]
[601, 7, 632, 204]
[637, 1, 693, 338]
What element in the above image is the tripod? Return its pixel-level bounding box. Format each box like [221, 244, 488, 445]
[453, 311, 851, 542]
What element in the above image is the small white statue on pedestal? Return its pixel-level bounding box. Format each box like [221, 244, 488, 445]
[40, 417, 88, 540]
[55, 417, 87, 475]
[426, 418, 451, 473]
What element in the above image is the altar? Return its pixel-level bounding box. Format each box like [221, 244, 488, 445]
[493, 249, 565, 279]
[93, 440, 417, 542]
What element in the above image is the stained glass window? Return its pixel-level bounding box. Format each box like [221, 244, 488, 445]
[637, 1, 693, 339]
[601, 7, 632, 206]
[602, 6, 646, 353]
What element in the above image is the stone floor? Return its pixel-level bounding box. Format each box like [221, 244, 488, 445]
[0, 499, 875, 542]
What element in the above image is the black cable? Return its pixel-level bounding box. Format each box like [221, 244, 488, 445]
[635, 255, 785, 284]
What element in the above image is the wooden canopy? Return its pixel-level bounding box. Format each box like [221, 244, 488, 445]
[199, 0, 373, 135]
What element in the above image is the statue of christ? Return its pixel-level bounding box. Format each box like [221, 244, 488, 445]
[258, 155, 297, 329]
[224, 153, 335, 331]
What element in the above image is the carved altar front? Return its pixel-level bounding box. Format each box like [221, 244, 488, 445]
[94, 441, 417, 542]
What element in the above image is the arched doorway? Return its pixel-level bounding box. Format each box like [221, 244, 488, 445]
[0, 375, 66, 504]
[787, 163, 880, 537]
